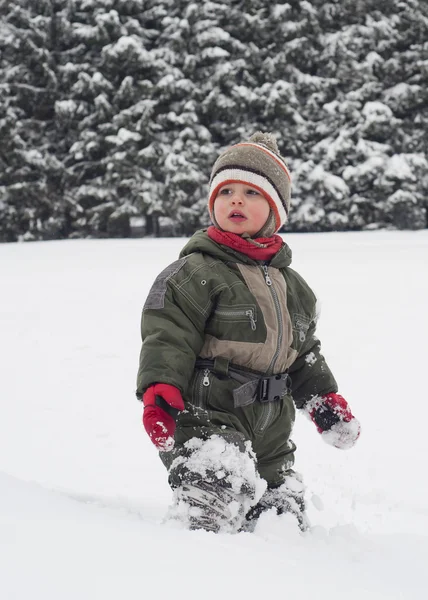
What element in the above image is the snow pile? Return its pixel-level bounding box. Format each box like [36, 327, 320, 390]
[171, 436, 263, 497]
[1, 231, 428, 599]
[167, 435, 265, 532]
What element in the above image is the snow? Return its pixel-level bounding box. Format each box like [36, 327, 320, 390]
[196, 27, 231, 45]
[384, 82, 423, 103]
[362, 101, 393, 120]
[305, 351, 317, 365]
[364, 51, 383, 68]
[201, 46, 230, 59]
[309, 165, 350, 198]
[103, 35, 148, 59]
[106, 127, 142, 145]
[55, 99, 79, 115]
[342, 155, 385, 181]
[171, 436, 264, 497]
[73, 24, 98, 41]
[1, 231, 428, 599]
[384, 154, 415, 180]
[272, 3, 290, 19]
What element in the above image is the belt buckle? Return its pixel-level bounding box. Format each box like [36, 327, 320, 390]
[259, 373, 290, 403]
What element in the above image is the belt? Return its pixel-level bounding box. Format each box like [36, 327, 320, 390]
[195, 358, 292, 407]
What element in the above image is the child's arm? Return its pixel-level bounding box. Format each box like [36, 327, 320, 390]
[137, 279, 209, 398]
[288, 320, 338, 409]
[136, 258, 213, 450]
[136, 257, 214, 398]
[289, 321, 360, 449]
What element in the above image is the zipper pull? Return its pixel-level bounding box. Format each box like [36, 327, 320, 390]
[263, 265, 272, 286]
[202, 369, 210, 386]
[246, 309, 257, 331]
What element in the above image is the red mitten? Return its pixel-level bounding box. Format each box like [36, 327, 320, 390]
[303, 393, 361, 450]
[142, 383, 184, 451]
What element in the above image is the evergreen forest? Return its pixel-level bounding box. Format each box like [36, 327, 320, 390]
[0, 0, 427, 241]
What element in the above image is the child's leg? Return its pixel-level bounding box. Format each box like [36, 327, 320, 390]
[244, 470, 309, 532]
[161, 430, 260, 533]
[248, 426, 309, 531]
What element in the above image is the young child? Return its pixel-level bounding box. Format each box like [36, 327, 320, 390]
[136, 132, 361, 533]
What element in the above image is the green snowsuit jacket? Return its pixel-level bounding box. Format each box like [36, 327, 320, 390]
[136, 230, 338, 486]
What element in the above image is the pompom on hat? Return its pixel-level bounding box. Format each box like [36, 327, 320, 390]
[208, 132, 291, 236]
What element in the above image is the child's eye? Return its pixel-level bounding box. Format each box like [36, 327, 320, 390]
[218, 187, 231, 195]
[246, 189, 260, 196]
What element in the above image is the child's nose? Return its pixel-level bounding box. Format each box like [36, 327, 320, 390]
[231, 191, 244, 204]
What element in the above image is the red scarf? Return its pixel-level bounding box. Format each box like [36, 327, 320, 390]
[207, 226, 283, 261]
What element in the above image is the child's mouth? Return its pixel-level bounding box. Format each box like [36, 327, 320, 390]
[228, 211, 247, 223]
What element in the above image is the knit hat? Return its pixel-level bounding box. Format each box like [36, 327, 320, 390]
[208, 132, 291, 237]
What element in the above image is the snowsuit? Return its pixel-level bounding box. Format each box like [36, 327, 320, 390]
[136, 229, 337, 491]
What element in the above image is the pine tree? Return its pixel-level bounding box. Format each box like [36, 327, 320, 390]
[292, 0, 428, 230]
[1, 0, 427, 241]
[0, 0, 66, 241]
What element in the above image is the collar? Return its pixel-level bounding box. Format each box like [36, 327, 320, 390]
[207, 226, 284, 261]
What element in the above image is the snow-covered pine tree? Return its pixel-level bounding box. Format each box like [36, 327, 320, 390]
[133, 0, 215, 236]
[0, 0, 66, 241]
[292, 0, 428, 230]
[1, 0, 427, 240]
[56, 0, 164, 238]
[61, 0, 214, 237]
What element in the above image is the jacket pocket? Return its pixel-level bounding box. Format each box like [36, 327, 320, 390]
[213, 304, 257, 330]
[293, 313, 311, 344]
[188, 368, 211, 410]
[189, 367, 242, 414]
[254, 401, 281, 434]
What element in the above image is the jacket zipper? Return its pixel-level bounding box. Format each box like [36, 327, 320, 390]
[262, 264, 283, 375]
[214, 308, 257, 330]
[202, 369, 210, 388]
[192, 369, 210, 409]
[200, 265, 283, 433]
[257, 402, 275, 434]
[256, 264, 283, 433]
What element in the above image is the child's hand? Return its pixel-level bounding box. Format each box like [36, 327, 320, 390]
[142, 383, 184, 451]
[303, 393, 361, 450]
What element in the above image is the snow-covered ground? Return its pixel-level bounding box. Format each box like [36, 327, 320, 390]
[1, 231, 427, 600]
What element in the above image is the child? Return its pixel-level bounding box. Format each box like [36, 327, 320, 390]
[136, 132, 361, 533]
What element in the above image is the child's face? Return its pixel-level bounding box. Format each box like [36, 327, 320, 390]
[213, 183, 271, 236]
